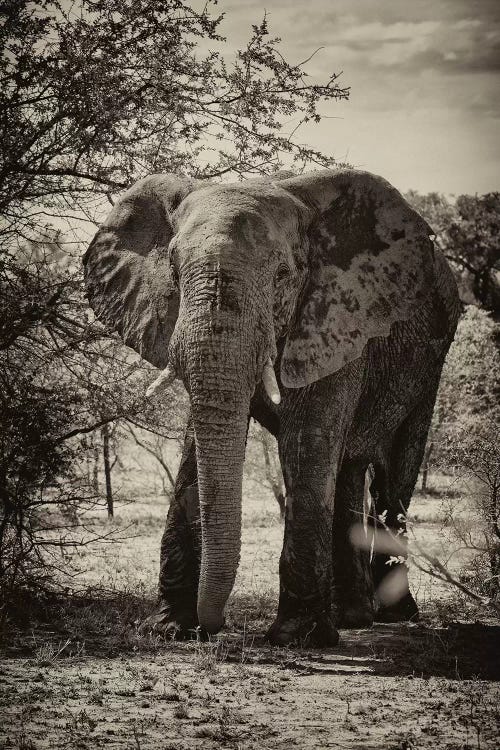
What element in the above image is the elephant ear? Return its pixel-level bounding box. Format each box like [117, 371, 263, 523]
[279, 170, 435, 387]
[83, 174, 196, 369]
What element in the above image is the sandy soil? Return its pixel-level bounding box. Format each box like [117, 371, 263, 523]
[1, 451, 499, 749]
[1, 627, 499, 750]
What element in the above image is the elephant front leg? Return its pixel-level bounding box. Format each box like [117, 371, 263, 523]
[140, 420, 201, 638]
[267, 427, 340, 648]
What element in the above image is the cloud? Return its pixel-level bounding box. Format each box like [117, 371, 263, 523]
[337, 20, 440, 44]
[209, 2, 500, 116]
[327, 17, 500, 74]
[197, 0, 500, 192]
[211, 1, 500, 76]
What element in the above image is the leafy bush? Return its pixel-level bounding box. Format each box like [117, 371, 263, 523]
[435, 306, 499, 443]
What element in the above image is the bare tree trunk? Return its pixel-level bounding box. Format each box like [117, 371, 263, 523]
[101, 423, 113, 518]
[486, 482, 500, 585]
[92, 438, 100, 495]
[421, 441, 434, 493]
[260, 427, 286, 518]
[124, 424, 176, 492]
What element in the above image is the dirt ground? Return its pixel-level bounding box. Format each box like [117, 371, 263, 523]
[1, 451, 499, 749]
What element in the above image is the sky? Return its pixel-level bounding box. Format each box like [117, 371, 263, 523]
[203, 0, 500, 195]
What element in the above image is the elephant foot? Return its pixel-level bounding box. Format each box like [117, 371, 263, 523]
[266, 612, 339, 648]
[374, 591, 419, 623]
[138, 600, 199, 640]
[338, 606, 374, 629]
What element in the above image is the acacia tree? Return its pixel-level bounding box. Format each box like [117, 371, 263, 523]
[1, 235, 153, 608]
[1, 0, 348, 247]
[1, 0, 348, 608]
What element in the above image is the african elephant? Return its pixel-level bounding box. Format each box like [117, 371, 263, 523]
[83, 169, 460, 646]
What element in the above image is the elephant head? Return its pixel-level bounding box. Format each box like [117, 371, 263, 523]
[83, 169, 434, 633]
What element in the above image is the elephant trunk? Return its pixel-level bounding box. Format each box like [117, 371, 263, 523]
[177, 305, 265, 633]
[192, 396, 249, 633]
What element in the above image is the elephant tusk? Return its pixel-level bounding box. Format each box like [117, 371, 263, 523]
[145, 362, 177, 398]
[262, 358, 281, 405]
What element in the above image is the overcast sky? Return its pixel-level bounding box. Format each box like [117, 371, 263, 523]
[208, 0, 500, 195]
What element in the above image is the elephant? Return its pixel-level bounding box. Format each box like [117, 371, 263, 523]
[83, 169, 460, 647]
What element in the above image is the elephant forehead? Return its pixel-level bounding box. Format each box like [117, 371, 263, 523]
[173, 186, 299, 263]
[176, 185, 261, 224]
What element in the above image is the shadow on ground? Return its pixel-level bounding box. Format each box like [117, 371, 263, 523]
[270, 623, 500, 681]
[2, 590, 499, 681]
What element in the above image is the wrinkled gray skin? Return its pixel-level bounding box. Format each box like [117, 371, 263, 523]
[83, 170, 460, 646]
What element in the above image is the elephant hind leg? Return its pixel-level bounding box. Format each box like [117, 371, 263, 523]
[371, 387, 439, 623]
[332, 459, 375, 628]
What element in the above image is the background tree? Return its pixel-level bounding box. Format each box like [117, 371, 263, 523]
[447, 194, 500, 313]
[406, 191, 500, 314]
[404, 191, 499, 466]
[404, 191, 456, 254]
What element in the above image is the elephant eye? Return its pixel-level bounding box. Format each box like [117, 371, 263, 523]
[274, 264, 290, 285]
